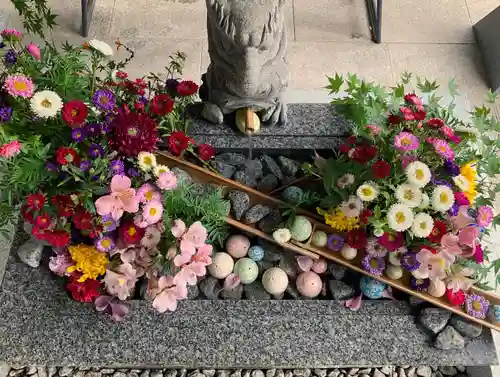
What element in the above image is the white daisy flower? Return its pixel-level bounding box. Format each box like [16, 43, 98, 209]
[453, 175, 471, 192]
[88, 39, 113, 56]
[138, 151, 157, 172]
[340, 195, 363, 218]
[273, 228, 291, 244]
[406, 161, 431, 188]
[356, 182, 379, 202]
[411, 213, 434, 238]
[432, 185, 455, 212]
[418, 193, 430, 210]
[395, 183, 422, 208]
[153, 164, 170, 177]
[30, 90, 62, 118]
[337, 173, 355, 189]
[387, 204, 414, 232]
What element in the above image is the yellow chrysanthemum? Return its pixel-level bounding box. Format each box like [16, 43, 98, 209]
[317, 207, 360, 232]
[66, 244, 109, 282]
[460, 161, 478, 203]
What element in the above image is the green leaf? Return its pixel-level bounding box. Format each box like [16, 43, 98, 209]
[486, 89, 498, 104]
[400, 71, 412, 85]
[448, 78, 459, 97]
[326, 73, 344, 94]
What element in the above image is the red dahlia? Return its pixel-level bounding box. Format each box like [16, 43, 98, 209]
[34, 214, 51, 229]
[339, 144, 350, 154]
[176, 80, 199, 96]
[27, 193, 46, 210]
[349, 145, 377, 164]
[197, 143, 216, 161]
[73, 209, 94, 230]
[404, 93, 423, 106]
[346, 229, 367, 249]
[120, 220, 144, 245]
[168, 131, 194, 156]
[62, 100, 88, 127]
[359, 209, 373, 225]
[347, 135, 357, 145]
[52, 195, 75, 217]
[150, 94, 174, 116]
[446, 288, 465, 306]
[413, 109, 427, 121]
[427, 220, 447, 244]
[427, 118, 445, 129]
[21, 205, 34, 223]
[371, 160, 390, 179]
[108, 110, 159, 157]
[56, 147, 80, 165]
[46, 230, 71, 247]
[388, 114, 401, 125]
[66, 275, 101, 302]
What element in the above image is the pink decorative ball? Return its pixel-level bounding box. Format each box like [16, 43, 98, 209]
[226, 234, 250, 258]
[296, 271, 322, 298]
[312, 258, 327, 274]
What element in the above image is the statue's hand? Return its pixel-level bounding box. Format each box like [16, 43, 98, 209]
[261, 100, 287, 125]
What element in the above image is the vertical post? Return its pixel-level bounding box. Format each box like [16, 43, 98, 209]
[81, 0, 88, 37]
[365, 0, 382, 44]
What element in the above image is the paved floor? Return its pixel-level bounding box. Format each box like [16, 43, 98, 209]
[1, 0, 500, 371]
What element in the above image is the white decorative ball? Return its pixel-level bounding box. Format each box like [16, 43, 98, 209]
[207, 252, 234, 279]
[233, 258, 259, 284]
[262, 267, 289, 295]
[340, 245, 357, 260]
[428, 279, 446, 298]
[311, 231, 328, 248]
[386, 265, 403, 280]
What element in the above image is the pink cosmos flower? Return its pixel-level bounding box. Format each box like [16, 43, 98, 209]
[103, 262, 138, 300]
[0, 140, 21, 158]
[95, 295, 129, 321]
[400, 107, 415, 121]
[417, 248, 455, 281]
[3, 75, 34, 98]
[136, 183, 161, 203]
[142, 201, 163, 225]
[152, 276, 184, 313]
[157, 171, 178, 190]
[477, 206, 494, 227]
[141, 226, 162, 249]
[49, 250, 74, 276]
[451, 205, 474, 229]
[26, 43, 40, 60]
[366, 124, 381, 136]
[433, 139, 454, 160]
[95, 175, 139, 220]
[394, 132, 420, 152]
[447, 265, 475, 293]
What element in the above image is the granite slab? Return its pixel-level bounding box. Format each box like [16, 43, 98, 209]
[0, 254, 497, 368]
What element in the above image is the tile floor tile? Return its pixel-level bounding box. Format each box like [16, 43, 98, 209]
[466, 0, 500, 24]
[293, 0, 371, 42]
[382, 0, 474, 43]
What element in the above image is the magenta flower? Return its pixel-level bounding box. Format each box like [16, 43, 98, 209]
[400, 107, 415, 121]
[3, 75, 34, 98]
[433, 139, 455, 160]
[477, 206, 494, 227]
[95, 175, 140, 220]
[394, 132, 420, 152]
[26, 43, 40, 60]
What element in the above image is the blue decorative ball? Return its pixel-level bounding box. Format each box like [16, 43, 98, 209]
[282, 186, 304, 204]
[360, 276, 386, 299]
[248, 245, 265, 262]
[493, 305, 500, 323]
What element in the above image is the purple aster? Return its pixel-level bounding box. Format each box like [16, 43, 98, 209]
[92, 89, 115, 112]
[361, 254, 385, 276]
[4, 49, 16, 65]
[138, 96, 148, 104]
[80, 160, 92, 172]
[101, 122, 111, 134]
[127, 167, 140, 177]
[401, 251, 421, 272]
[0, 106, 12, 122]
[95, 235, 116, 253]
[88, 143, 104, 159]
[465, 293, 489, 319]
[410, 277, 429, 292]
[448, 203, 460, 217]
[109, 159, 125, 175]
[71, 128, 85, 143]
[104, 112, 116, 124]
[84, 123, 101, 138]
[101, 214, 117, 232]
[327, 233, 344, 251]
[444, 160, 460, 176]
[431, 177, 452, 188]
[166, 78, 179, 91]
[45, 161, 58, 172]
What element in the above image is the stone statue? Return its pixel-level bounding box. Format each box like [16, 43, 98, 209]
[199, 0, 289, 133]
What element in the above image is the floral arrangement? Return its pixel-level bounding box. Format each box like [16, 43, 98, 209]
[305, 73, 500, 319]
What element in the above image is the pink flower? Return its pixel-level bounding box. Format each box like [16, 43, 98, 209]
[433, 139, 454, 160]
[141, 226, 162, 249]
[136, 183, 161, 204]
[400, 107, 415, 121]
[224, 273, 241, 290]
[366, 124, 381, 136]
[440, 233, 463, 255]
[192, 243, 213, 266]
[26, 43, 40, 60]
[440, 126, 455, 139]
[401, 155, 417, 169]
[49, 250, 74, 276]
[3, 75, 34, 98]
[142, 201, 163, 225]
[173, 264, 199, 287]
[174, 251, 192, 267]
[458, 226, 480, 250]
[394, 132, 420, 152]
[0, 140, 21, 158]
[454, 192, 470, 206]
[103, 262, 138, 300]
[171, 219, 186, 238]
[474, 244, 484, 264]
[1, 28, 21, 39]
[95, 175, 139, 220]
[95, 295, 129, 321]
[417, 248, 455, 281]
[477, 206, 494, 227]
[180, 221, 207, 255]
[451, 205, 474, 229]
[157, 171, 177, 190]
[405, 93, 423, 107]
[152, 276, 183, 313]
[447, 265, 475, 293]
[297, 256, 314, 272]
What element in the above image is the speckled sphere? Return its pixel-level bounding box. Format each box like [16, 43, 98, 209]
[360, 276, 386, 299]
[340, 244, 357, 260]
[311, 231, 328, 248]
[428, 279, 446, 298]
[312, 258, 327, 274]
[262, 267, 289, 295]
[491, 305, 500, 324]
[226, 234, 250, 258]
[386, 265, 403, 280]
[296, 271, 322, 298]
[289, 215, 313, 242]
[248, 245, 265, 262]
[234, 258, 259, 284]
[282, 186, 304, 204]
[207, 252, 234, 279]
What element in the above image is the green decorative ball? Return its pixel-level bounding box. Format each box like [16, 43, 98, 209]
[311, 231, 328, 247]
[282, 186, 303, 204]
[289, 215, 313, 242]
[234, 258, 259, 284]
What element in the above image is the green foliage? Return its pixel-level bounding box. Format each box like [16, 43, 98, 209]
[10, 0, 57, 39]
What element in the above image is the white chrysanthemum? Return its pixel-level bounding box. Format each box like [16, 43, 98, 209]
[340, 195, 363, 218]
[395, 183, 422, 208]
[406, 161, 431, 188]
[418, 193, 430, 210]
[387, 204, 414, 232]
[432, 185, 455, 212]
[337, 173, 355, 189]
[411, 213, 434, 238]
[453, 174, 471, 192]
[88, 39, 113, 56]
[30, 90, 62, 118]
[153, 164, 170, 177]
[273, 228, 291, 244]
[138, 151, 157, 172]
[356, 182, 379, 202]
